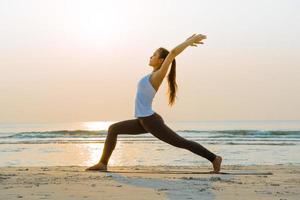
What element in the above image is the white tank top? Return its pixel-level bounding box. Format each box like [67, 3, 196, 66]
[134, 73, 157, 117]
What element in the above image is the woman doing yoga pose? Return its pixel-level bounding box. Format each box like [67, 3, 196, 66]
[86, 33, 222, 173]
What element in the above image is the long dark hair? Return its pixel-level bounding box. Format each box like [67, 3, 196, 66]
[158, 47, 178, 106]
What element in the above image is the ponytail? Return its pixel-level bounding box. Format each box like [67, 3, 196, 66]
[158, 47, 178, 106]
[167, 59, 178, 106]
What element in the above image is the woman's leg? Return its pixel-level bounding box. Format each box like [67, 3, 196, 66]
[138, 113, 218, 163]
[99, 118, 148, 165]
[86, 118, 148, 170]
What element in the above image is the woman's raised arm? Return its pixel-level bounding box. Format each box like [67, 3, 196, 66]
[157, 33, 207, 78]
[171, 33, 207, 56]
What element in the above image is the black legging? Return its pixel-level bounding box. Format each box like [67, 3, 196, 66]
[100, 112, 217, 165]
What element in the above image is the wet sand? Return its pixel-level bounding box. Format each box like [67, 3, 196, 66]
[1, 164, 299, 200]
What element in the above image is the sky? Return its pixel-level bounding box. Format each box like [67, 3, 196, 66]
[0, 0, 299, 123]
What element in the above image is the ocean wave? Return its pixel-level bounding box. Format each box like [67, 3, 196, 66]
[177, 129, 300, 138]
[223, 142, 296, 145]
[1, 129, 300, 139]
[0, 139, 297, 145]
[1, 130, 108, 139]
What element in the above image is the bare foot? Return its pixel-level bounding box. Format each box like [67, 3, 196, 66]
[211, 155, 222, 173]
[85, 162, 107, 171]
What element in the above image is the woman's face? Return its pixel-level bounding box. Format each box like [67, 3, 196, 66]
[149, 49, 162, 67]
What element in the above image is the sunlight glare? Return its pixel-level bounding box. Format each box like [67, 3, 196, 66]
[83, 121, 113, 131]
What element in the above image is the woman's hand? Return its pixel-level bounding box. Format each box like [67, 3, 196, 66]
[170, 33, 207, 57]
[185, 33, 207, 47]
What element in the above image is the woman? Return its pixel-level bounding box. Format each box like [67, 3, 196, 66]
[86, 33, 222, 173]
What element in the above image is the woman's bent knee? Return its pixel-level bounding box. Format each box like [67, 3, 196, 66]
[108, 124, 118, 136]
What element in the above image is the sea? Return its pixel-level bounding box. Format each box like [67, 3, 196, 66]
[0, 120, 299, 167]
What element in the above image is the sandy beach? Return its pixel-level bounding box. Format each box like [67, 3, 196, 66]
[1, 164, 299, 200]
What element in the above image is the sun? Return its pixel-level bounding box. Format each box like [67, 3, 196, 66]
[65, 1, 128, 48]
[83, 121, 113, 131]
